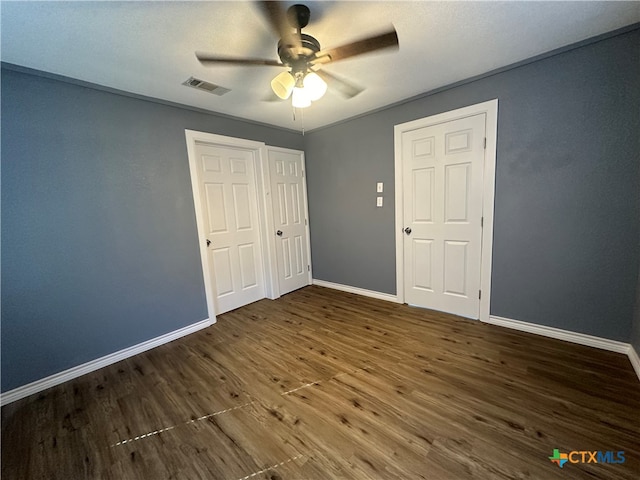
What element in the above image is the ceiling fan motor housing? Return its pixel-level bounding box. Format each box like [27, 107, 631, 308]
[278, 33, 321, 75]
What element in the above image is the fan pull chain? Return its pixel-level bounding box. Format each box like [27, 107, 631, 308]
[292, 107, 305, 135]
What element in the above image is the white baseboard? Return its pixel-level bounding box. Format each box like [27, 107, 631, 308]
[629, 345, 640, 382]
[312, 279, 400, 303]
[485, 315, 640, 382]
[485, 315, 630, 353]
[1, 318, 212, 406]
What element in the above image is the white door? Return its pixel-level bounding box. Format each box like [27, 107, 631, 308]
[268, 148, 311, 296]
[193, 142, 265, 314]
[402, 113, 486, 319]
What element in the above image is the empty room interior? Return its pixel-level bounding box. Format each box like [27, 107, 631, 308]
[2, 1, 640, 479]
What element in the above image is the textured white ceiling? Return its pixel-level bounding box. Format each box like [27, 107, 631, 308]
[2, 1, 639, 132]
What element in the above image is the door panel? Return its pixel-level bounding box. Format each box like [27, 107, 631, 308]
[195, 143, 265, 314]
[444, 163, 470, 222]
[443, 240, 468, 296]
[205, 184, 227, 232]
[213, 249, 234, 296]
[413, 239, 433, 291]
[402, 114, 485, 319]
[413, 168, 434, 221]
[268, 148, 310, 296]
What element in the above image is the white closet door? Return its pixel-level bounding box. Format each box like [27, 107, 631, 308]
[268, 148, 310, 296]
[194, 142, 265, 314]
[402, 113, 486, 319]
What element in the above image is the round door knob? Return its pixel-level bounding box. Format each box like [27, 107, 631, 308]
[404, 227, 412, 235]
[276, 230, 283, 236]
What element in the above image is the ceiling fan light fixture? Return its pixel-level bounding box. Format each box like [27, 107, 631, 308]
[196, 4, 400, 119]
[292, 86, 311, 108]
[303, 72, 327, 101]
[271, 71, 295, 99]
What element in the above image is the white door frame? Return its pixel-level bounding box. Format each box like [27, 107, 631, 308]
[262, 146, 313, 298]
[185, 130, 274, 321]
[394, 99, 498, 322]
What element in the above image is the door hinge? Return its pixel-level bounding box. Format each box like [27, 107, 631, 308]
[307, 265, 310, 271]
[481, 216, 484, 228]
[305, 219, 308, 226]
[479, 290, 482, 300]
[484, 138, 487, 149]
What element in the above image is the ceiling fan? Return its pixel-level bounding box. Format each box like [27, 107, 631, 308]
[195, 2, 399, 108]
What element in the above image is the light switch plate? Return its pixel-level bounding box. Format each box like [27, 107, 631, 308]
[376, 196, 383, 207]
[376, 182, 384, 193]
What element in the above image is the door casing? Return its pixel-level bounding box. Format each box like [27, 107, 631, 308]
[394, 99, 498, 322]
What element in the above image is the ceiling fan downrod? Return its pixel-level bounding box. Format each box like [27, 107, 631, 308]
[287, 4, 311, 31]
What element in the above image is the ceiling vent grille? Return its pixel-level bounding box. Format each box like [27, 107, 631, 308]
[182, 77, 230, 96]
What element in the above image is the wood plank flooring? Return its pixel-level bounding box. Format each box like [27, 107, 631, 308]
[2, 286, 639, 479]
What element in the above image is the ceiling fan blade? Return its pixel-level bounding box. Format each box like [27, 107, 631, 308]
[312, 28, 399, 64]
[257, 1, 302, 57]
[196, 53, 283, 67]
[315, 69, 365, 99]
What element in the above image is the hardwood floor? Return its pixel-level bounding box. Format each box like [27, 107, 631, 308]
[2, 286, 639, 479]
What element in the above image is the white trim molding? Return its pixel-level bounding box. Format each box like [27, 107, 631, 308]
[485, 315, 630, 353]
[1, 319, 212, 406]
[629, 345, 640, 382]
[312, 279, 401, 304]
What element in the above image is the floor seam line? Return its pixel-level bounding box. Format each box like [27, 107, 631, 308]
[237, 454, 305, 480]
[110, 401, 253, 447]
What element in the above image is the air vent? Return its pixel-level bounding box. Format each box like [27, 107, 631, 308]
[182, 77, 230, 96]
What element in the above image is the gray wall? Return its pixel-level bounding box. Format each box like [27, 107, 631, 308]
[1, 67, 303, 392]
[305, 28, 640, 342]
